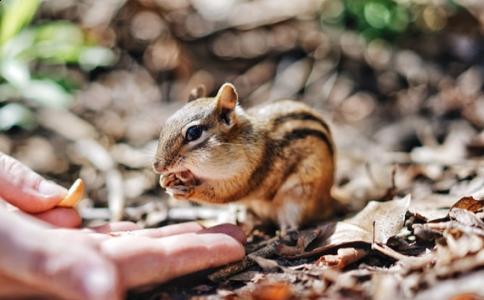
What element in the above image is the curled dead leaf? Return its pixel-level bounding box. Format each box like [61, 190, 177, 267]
[249, 255, 281, 272]
[451, 196, 484, 213]
[279, 195, 410, 258]
[316, 247, 368, 270]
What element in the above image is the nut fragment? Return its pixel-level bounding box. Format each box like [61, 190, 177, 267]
[57, 178, 85, 208]
[176, 170, 199, 186]
[178, 170, 195, 183]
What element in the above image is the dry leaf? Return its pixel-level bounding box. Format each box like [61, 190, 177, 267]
[249, 255, 281, 272]
[451, 196, 484, 213]
[451, 293, 483, 300]
[296, 228, 321, 250]
[253, 282, 293, 300]
[348, 195, 411, 244]
[449, 208, 484, 228]
[279, 196, 410, 258]
[316, 247, 368, 269]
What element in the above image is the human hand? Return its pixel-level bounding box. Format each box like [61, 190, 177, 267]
[0, 153, 245, 299]
[0, 213, 245, 299]
[0, 152, 80, 227]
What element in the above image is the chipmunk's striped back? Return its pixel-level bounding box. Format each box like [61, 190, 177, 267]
[155, 84, 336, 230]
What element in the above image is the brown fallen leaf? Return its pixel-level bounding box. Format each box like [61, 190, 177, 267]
[451, 196, 484, 213]
[253, 282, 293, 300]
[414, 270, 484, 300]
[249, 254, 281, 273]
[227, 271, 261, 282]
[275, 228, 321, 257]
[371, 273, 402, 300]
[451, 293, 484, 300]
[449, 208, 484, 228]
[316, 247, 368, 270]
[296, 228, 321, 250]
[348, 195, 411, 244]
[279, 195, 411, 258]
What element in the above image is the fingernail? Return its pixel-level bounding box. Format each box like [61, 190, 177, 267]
[38, 180, 67, 197]
[199, 224, 247, 245]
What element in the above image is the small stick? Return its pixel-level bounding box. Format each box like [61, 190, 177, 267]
[106, 169, 124, 222]
[208, 240, 278, 282]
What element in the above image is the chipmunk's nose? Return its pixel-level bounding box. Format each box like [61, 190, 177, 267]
[152, 160, 168, 174]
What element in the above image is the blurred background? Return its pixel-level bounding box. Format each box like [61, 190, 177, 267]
[0, 0, 483, 226]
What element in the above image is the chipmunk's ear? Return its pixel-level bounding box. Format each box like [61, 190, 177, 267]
[188, 85, 206, 102]
[215, 83, 238, 126]
[216, 83, 238, 109]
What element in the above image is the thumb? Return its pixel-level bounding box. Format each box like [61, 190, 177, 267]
[0, 152, 67, 213]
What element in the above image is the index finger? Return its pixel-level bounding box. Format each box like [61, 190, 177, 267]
[100, 225, 246, 288]
[0, 153, 67, 213]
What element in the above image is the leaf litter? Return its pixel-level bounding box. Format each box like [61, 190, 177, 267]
[3, 1, 484, 299]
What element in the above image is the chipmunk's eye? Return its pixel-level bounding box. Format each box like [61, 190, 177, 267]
[185, 125, 203, 142]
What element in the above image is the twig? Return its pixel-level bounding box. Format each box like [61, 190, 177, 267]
[106, 169, 124, 222]
[372, 242, 413, 261]
[208, 240, 278, 282]
[421, 221, 484, 237]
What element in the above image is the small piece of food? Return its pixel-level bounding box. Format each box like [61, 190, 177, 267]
[160, 173, 178, 188]
[57, 178, 85, 208]
[177, 170, 197, 184]
[161, 170, 198, 190]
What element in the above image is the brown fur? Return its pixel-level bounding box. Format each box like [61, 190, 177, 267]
[154, 84, 335, 230]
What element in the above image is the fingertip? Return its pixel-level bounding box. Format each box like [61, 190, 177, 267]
[19, 181, 68, 213]
[20, 180, 68, 213]
[198, 223, 246, 245]
[0, 154, 67, 213]
[34, 208, 82, 228]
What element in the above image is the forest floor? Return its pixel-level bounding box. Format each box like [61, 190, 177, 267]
[1, 0, 484, 299]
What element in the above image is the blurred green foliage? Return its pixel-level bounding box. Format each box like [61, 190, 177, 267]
[0, 0, 116, 131]
[321, 0, 459, 40]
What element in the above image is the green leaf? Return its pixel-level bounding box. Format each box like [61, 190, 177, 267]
[388, 6, 409, 32]
[0, 0, 40, 46]
[21, 79, 73, 108]
[0, 103, 36, 131]
[0, 59, 30, 87]
[0, 83, 20, 102]
[79, 46, 116, 70]
[364, 2, 390, 29]
[27, 22, 85, 63]
[1, 29, 35, 59]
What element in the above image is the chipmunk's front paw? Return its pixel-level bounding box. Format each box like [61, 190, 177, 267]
[160, 171, 197, 199]
[167, 184, 194, 199]
[160, 173, 178, 188]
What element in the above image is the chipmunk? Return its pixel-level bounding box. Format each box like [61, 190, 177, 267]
[153, 83, 335, 231]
